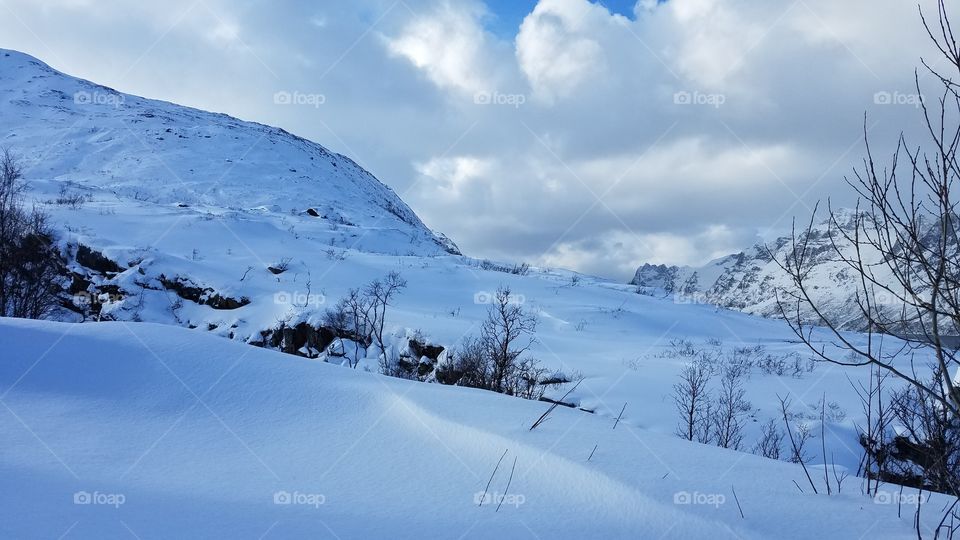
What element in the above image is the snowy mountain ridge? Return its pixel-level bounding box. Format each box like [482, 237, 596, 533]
[0, 48, 459, 257]
[631, 211, 898, 330]
[0, 47, 950, 538]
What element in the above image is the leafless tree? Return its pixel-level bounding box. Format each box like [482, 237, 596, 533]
[436, 286, 544, 399]
[365, 270, 408, 363]
[753, 418, 784, 460]
[482, 286, 537, 394]
[774, 1, 960, 424]
[673, 361, 712, 442]
[0, 148, 62, 319]
[712, 369, 750, 450]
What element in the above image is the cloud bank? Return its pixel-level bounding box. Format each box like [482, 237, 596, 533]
[0, 0, 945, 279]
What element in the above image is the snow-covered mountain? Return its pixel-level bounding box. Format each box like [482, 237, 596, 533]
[0, 49, 459, 257]
[0, 47, 470, 349]
[0, 49, 949, 538]
[631, 210, 888, 330]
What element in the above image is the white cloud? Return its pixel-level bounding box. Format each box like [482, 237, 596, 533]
[515, 0, 615, 102]
[662, 0, 774, 88]
[0, 0, 947, 280]
[414, 156, 494, 199]
[541, 225, 752, 277]
[384, 1, 499, 96]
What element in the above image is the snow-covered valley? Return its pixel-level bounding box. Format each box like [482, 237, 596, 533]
[0, 47, 952, 539]
[1, 319, 947, 539]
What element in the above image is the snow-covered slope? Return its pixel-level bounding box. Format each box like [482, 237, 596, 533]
[0, 319, 941, 539]
[0, 49, 459, 257]
[0, 48, 950, 537]
[631, 210, 888, 330]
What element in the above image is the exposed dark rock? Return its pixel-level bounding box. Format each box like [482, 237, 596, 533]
[159, 275, 250, 310]
[408, 339, 444, 361]
[76, 244, 123, 274]
[68, 272, 92, 295]
[264, 322, 337, 357]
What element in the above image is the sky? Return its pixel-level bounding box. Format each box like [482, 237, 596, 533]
[0, 0, 950, 280]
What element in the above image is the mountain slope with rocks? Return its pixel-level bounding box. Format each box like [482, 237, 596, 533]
[0, 48, 459, 258]
[631, 210, 891, 330]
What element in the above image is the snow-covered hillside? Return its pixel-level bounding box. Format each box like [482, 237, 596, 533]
[0, 319, 944, 539]
[0, 49, 458, 257]
[0, 47, 951, 538]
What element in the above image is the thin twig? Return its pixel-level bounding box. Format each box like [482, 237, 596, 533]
[530, 379, 582, 430]
[613, 402, 627, 430]
[478, 449, 508, 507]
[496, 457, 518, 513]
[732, 486, 745, 519]
[780, 395, 819, 494]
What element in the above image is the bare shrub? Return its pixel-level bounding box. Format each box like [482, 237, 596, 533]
[323, 272, 406, 369]
[673, 361, 712, 442]
[482, 286, 537, 394]
[0, 148, 63, 319]
[436, 286, 545, 400]
[54, 184, 85, 209]
[365, 270, 408, 366]
[711, 368, 751, 450]
[753, 419, 784, 460]
[887, 368, 960, 494]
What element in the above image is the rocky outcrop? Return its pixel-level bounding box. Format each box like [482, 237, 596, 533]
[159, 275, 250, 310]
[76, 244, 123, 274]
